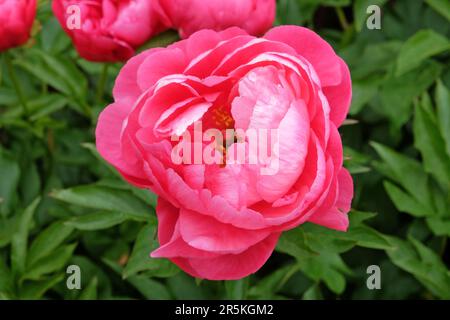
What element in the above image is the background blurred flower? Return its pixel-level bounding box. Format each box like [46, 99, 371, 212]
[156, 0, 275, 38]
[0, 0, 36, 51]
[96, 26, 353, 280]
[52, 0, 167, 62]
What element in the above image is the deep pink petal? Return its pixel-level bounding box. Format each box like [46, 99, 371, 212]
[322, 58, 352, 127]
[264, 26, 342, 87]
[179, 209, 271, 253]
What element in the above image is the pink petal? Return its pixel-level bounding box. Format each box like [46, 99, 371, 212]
[322, 58, 352, 127]
[336, 168, 353, 213]
[179, 208, 272, 253]
[113, 49, 159, 103]
[264, 26, 342, 87]
[182, 232, 280, 280]
[137, 48, 187, 91]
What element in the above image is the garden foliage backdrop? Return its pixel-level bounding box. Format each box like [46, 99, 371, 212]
[0, 0, 449, 299]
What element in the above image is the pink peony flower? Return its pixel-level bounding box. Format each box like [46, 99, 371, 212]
[52, 0, 167, 62]
[156, 0, 275, 38]
[96, 26, 353, 280]
[0, 0, 36, 52]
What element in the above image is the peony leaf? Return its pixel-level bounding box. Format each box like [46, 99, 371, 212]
[11, 198, 41, 277]
[371, 142, 434, 211]
[225, 278, 249, 300]
[78, 277, 98, 300]
[105, 258, 172, 299]
[27, 221, 74, 267]
[386, 236, 450, 299]
[247, 263, 301, 299]
[435, 80, 450, 157]
[413, 99, 450, 188]
[18, 274, 64, 300]
[379, 61, 442, 129]
[302, 283, 323, 300]
[123, 224, 178, 279]
[0, 148, 20, 217]
[0, 256, 13, 299]
[426, 0, 450, 22]
[22, 243, 77, 281]
[383, 181, 433, 217]
[51, 185, 154, 221]
[396, 30, 449, 76]
[65, 211, 132, 231]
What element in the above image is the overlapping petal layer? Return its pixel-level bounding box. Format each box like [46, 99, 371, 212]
[96, 26, 353, 280]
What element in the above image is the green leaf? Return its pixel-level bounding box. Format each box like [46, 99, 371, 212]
[0, 149, 20, 217]
[386, 236, 450, 299]
[311, 0, 350, 6]
[138, 30, 180, 52]
[344, 146, 371, 174]
[103, 258, 171, 299]
[225, 278, 248, 300]
[28, 94, 68, 121]
[11, 198, 40, 276]
[27, 48, 87, 100]
[300, 224, 356, 254]
[19, 161, 41, 206]
[0, 257, 13, 299]
[311, 214, 392, 251]
[123, 224, 178, 279]
[299, 253, 351, 295]
[302, 283, 323, 300]
[380, 61, 442, 128]
[19, 274, 64, 300]
[40, 17, 71, 53]
[277, 225, 356, 294]
[23, 243, 77, 281]
[248, 263, 300, 299]
[0, 88, 18, 106]
[166, 273, 207, 300]
[396, 30, 449, 76]
[345, 225, 393, 250]
[66, 211, 133, 231]
[277, 228, 318, 257]
[426, 0, 450, 22]
[383, 181, 433, 217]
[128, 276, 172, 300]
[27, 221, 74, 267]
[435, 80, 450, 157]
[51, 185, 153, 221]
[371, 142, 434, 210]
[0, 216, 18, 248]
[349, 79, 378, 115]
[413, 101, 450, 187]
[347, 211, 377, 224]
[79, 277, 98, 300]
[426, 217, 450, 236]
[15, 59, 71, 96]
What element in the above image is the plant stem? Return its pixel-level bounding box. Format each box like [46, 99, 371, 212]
[336, 7, 350, 31]
[95, 63, 109, 105]
[4, 52, 29, 115]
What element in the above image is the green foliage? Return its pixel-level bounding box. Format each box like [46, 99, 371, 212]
[0, 0, 449, 300]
